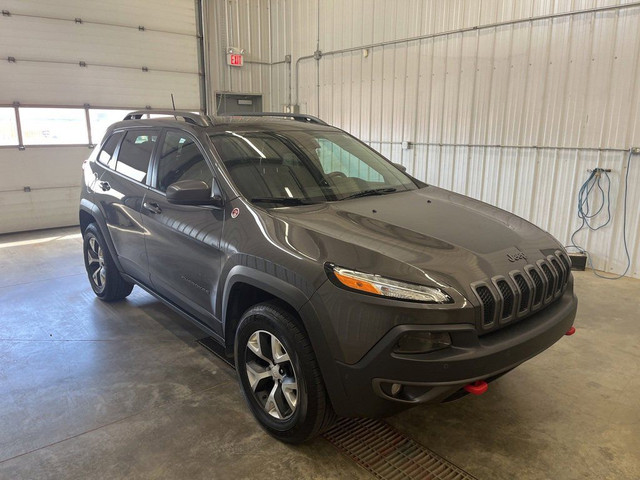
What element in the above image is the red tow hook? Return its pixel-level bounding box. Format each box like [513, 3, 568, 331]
[464, 380, 488, 395]
[565, 326, 576, 336]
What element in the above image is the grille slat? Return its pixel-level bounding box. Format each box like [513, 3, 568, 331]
[540, 263, 555, 300]
[475, 285, 495, 325]
[529, 268, 544, 305]
[559, 252, 571, 273]
[550, 258, 564, 293]
[513, 274, 530, 312]
[496, 280, 514, 319]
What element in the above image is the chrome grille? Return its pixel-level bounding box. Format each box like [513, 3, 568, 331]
[472, 252, 570, 331]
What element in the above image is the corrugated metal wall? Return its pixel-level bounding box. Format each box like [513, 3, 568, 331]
[208, 0, 640, 278]
[206, 0, 273, 111]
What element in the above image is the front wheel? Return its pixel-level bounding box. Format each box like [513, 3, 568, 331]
[235, 302, 335, 443]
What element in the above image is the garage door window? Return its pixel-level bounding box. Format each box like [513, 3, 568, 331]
[156, 131, 212, 192]
[20, 108, 88, 145]
[115, 130, 159, 183]
[0, 108, 19, 146]
[89, 110, 131, 145]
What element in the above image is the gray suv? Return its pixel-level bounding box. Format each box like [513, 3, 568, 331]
[80, 110, 578, 443]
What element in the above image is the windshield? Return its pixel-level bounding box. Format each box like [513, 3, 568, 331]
[209, 130, 417, 206]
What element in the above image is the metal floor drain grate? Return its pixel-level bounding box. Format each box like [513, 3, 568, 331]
[324, 417, 478, 480]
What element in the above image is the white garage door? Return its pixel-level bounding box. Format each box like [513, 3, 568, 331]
[0, 0, 203, 234]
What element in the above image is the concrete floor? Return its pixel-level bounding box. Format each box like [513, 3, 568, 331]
[0, 227, 638, 480]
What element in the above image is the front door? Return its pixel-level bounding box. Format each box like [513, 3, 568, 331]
[141, 129, 225, 334]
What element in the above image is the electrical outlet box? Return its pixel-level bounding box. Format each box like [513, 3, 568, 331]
[568, 252, 587, 271]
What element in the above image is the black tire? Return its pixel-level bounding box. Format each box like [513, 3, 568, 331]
[82, 223, 134, 301]
[235, 301, 336, 443]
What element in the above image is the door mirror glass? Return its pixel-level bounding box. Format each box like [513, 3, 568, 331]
[166, 179, 223, 207]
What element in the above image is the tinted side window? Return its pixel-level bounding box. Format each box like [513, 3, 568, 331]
[156, 130, 212, 193]
[97, 131, 124, 168]
[115, 130, 159, 182]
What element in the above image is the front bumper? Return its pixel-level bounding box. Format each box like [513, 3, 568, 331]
[329, 289, 578, 417]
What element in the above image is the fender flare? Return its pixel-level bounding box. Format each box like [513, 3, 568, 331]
[79, 198, 124, 273]
[220, 264, 350, 415]
[221, 265, 310, 339]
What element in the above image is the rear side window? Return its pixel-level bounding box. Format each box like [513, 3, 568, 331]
[156, 130, 212, 193]
[115, 130, 159, 183]
[97, 131, 124, 168]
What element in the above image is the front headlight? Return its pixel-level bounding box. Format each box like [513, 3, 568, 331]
[327, 264, 453, 304]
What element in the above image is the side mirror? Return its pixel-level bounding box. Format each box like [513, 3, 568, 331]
[166, 180, 224, 207]
[393, 162, 407, 172]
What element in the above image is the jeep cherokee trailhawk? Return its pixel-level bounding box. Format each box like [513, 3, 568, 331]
[80, 110, 578, 443]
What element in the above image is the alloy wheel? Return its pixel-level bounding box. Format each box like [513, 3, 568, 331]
[245, 330, 298, 420]
[86, 236, 106, 293]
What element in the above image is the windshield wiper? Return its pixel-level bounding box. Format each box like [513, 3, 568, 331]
[341, 187, 397, 200]
[250, 197, 315, 206]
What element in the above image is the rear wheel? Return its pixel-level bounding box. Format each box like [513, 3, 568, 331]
[83, 223, 133, 301]
[235, 302, 335, 443]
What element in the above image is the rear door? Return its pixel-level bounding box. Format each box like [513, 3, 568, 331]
[94, 128, 159, 282]
[141, 128, 225, 334]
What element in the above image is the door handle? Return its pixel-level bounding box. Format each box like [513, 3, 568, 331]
[143, 201, 162, 214]
[99, 181, 111, 191]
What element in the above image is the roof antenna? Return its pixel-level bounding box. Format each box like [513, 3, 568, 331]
[170, 93, 177, 120]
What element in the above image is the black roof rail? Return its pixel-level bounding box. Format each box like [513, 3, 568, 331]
[123, 110, 211, 127]
[225, 112, 329, 126]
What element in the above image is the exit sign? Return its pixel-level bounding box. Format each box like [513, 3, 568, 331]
[227, 53, 243, 67]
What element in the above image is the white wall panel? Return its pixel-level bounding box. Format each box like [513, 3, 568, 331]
[0, 0, 200, 234]
[1, 0, 197, 34]
[0, 147, 87, 233]
[0, 17, 197, 71]
[0, 63, 200, 109]
[207, 0, 640, 277]
[0, 0, 200, 108]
